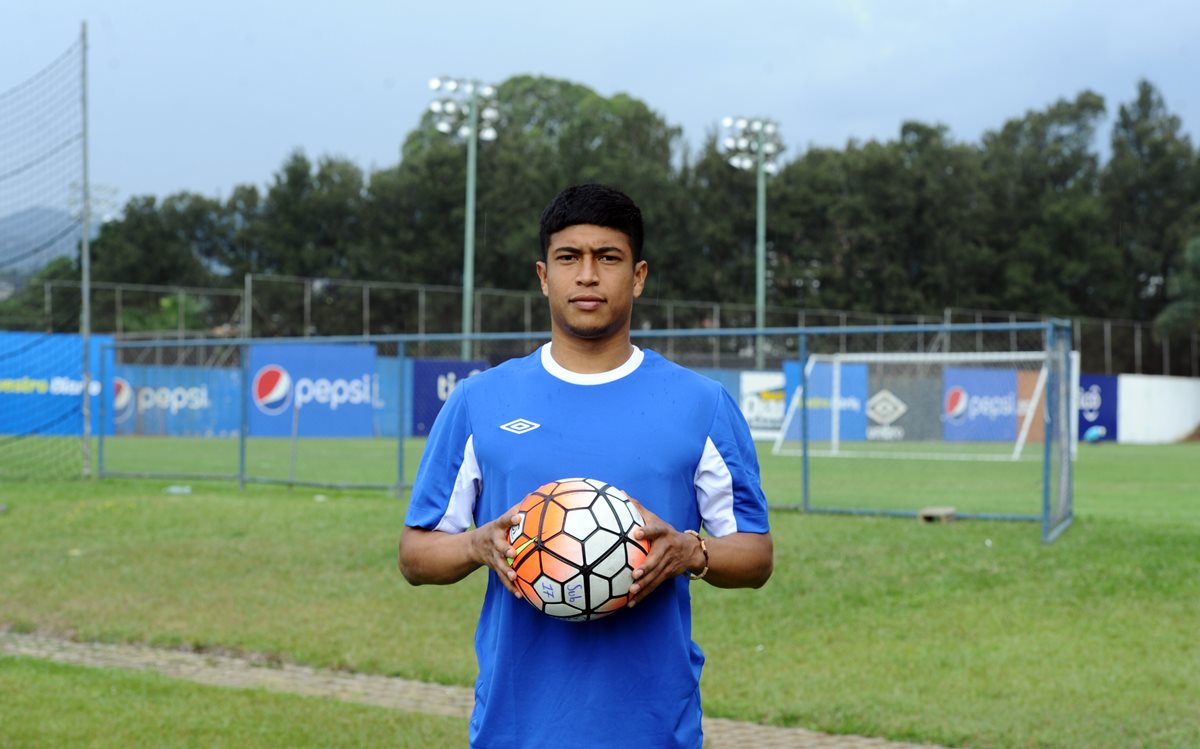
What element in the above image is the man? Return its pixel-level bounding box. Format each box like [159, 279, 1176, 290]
[399, 183, 773, 749]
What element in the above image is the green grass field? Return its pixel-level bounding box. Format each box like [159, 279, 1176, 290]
[0, 656, 468, 748]
[1, 441, 1197, 748]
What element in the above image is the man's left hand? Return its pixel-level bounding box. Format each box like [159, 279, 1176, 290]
[626, 499, 703, 607]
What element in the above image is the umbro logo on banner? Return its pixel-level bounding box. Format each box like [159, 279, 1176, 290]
[500, 418, 541, 435]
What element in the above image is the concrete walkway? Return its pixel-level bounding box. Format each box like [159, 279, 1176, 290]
[1, 631, 956, 749]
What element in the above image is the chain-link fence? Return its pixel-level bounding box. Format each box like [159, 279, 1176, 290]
[95, 322, 1073, 542]
[15, 277, 1200, 378]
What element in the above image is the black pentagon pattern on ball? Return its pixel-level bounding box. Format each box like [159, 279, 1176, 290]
[511, 479, 648, 621]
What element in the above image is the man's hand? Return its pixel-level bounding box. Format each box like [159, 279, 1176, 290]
[398, 504, 524, 595]
[474, 506, 523, 598]
[626, 499, 704, 607]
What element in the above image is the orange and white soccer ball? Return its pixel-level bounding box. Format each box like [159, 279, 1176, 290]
[507, 478, 650, 622]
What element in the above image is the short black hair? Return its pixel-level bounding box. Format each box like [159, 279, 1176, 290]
[538, 184, 644, 263]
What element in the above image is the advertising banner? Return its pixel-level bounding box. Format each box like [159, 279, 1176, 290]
[1077, 374, 1118, 442]
[1016, 370, 1047, 444]
[864, 371, 942, 442]
[942, 367, 1018, 442]
[0, 331, 112, 436]
[111, 365, 240, 437]
[247, 344, 377, 437]
[739, 370, 787, 437]
[411, 359, 487, 436]
[782, 361, 867, 441]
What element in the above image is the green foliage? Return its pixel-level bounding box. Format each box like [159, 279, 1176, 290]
[0, 256, 78, 330]
[1103, 81, 1200, 321]
[1155, 235, 1200, 336]
[979, 91, 1123, 317]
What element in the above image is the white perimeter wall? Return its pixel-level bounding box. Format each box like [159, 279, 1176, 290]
[1118, 375, 1200, 444]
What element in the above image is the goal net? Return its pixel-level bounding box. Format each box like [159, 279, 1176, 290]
[772, 321, 1074, 542]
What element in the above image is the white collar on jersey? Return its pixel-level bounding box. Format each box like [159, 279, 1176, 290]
[540, 343, 644, 385]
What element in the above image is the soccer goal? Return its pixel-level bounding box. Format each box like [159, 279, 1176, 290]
[771, 320, 1075, 542]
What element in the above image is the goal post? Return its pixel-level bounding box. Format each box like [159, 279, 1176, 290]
[773, 350, 1057, 462]
[773, 320, 1074, 542]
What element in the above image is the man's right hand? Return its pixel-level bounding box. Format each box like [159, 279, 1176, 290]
[398, 504, 523, 592]
[472, 506, 523, 597]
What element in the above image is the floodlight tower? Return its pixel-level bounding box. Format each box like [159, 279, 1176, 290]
[429, 76, 500, 359]
[721, 116, 783, 370]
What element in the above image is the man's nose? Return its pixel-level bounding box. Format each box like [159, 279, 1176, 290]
[576, 255, 599, 284]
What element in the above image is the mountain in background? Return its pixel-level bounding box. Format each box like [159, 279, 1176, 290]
[0, 206, 84, 280]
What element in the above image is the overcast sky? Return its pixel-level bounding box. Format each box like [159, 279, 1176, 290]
[3, 0, 1197, 210]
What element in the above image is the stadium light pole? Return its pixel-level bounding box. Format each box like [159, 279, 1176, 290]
[429, 76, 500, 360]
[721, 116, 783, 370]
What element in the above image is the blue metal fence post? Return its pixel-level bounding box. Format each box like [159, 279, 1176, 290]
[1063, 320, 1074, 532]
[97, 342, 106, 477]
[238, 340, 248, 490]
[396, 341, 407, 499]
[800, 333, 810, 512]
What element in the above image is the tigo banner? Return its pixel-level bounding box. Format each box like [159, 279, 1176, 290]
[411, 359, 487, 436]
[1077, 374, 1118, 442]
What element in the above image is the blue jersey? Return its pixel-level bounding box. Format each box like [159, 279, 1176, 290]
[405, 345, 769, 749]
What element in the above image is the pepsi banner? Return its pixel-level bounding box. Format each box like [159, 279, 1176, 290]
[1077, 374, 1118, 442]
[782, 361, 868, 441]
[248, 344, 377, 437]
[111, 365, 240, 437]
[411, 359, 487, 436]
[942, 367, 1018, 442]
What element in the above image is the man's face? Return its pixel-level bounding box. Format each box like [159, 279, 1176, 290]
[536, 224, 648, 342]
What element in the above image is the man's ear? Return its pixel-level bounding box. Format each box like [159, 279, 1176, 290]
[632, 260, 648, 299]
[535, 260, 549, 297]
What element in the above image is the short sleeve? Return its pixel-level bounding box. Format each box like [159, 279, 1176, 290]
[404, 382, 482, 532]
[694, 388, 770, 536]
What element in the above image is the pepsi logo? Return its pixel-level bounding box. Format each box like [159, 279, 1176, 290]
[944, 386, 968, 422]
[113, 377, 134, 423]
[253, 365, 293, 415]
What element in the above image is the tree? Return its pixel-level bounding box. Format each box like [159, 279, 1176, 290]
[383, 75, 687, 317]
[1155, 235, 1200, 336]
[249, 151, 368, 279]
[980, 91, 1118, 317]
[90, 194, 223, 287]
[0, 256, 78, 331]
[770, 123, 991, 317]
[1103, 81, 1199, 321]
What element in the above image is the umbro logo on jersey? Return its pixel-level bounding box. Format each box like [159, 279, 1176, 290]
[500, 418, 540, 435]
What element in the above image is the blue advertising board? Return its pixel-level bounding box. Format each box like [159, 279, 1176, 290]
[411, 359, 488, 436]
[782, 361, 868, 441]
[247, 344, 377, 437]
[0, 331, 113, 437]
[942, 367, 1018, 442]
[111, 364, 240, 437]
[1077, 373, 1118, 442]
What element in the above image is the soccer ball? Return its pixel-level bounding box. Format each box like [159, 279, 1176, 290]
[507, 478, 650, 622]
